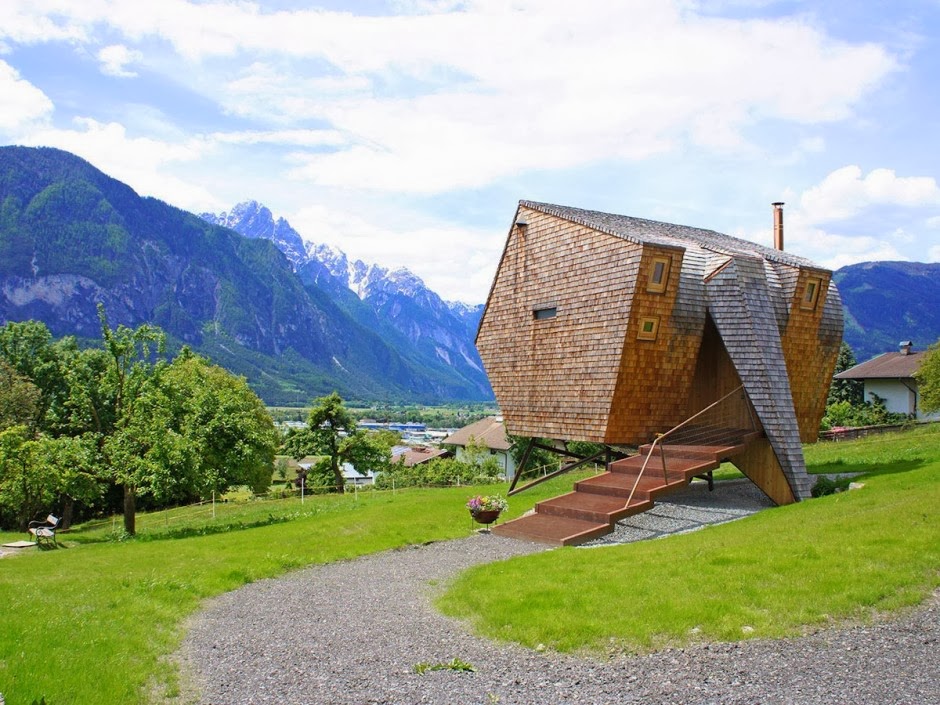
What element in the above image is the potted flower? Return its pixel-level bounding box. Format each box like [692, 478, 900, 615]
[466, 494, 508, 525]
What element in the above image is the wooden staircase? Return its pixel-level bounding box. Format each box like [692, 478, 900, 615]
[492, 431, 759, 546]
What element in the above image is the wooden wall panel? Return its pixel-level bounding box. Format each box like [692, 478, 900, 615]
[781, 268, 842, 442]
[604, 246, 704, 444]
[689, 315, 746, 418]
[476, 206, 643, 441]
[730, 437, 797, 505]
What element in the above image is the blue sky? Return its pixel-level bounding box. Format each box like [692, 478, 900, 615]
[1, 0, 939, 303]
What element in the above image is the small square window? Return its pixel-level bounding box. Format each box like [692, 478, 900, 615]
[800, 278, 822, 311]
[647, 256, 671, 293]
[637, 316, 660, 341]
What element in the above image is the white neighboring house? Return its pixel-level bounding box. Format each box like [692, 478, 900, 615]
[442, 416, 516, 479]
[342, 462, 375, 486]
[834, 341, 939, 421]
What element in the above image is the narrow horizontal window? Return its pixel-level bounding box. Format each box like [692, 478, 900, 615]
[533, 306, 557, 320]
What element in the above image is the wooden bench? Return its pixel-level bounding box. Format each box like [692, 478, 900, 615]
[28, 514, 60, 546]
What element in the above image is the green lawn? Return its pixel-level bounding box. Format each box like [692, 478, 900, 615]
[0, 477, 579, 705]
[1, 426, 937, 704]
[437, 424, 940, 654]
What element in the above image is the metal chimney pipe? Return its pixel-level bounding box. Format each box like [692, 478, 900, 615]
[772, 202, 785, 251]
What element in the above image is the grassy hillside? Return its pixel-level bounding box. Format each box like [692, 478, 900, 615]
[438, 425, 940, 652]
[0, 476, 580, 705]
[0, 427, 937, 703]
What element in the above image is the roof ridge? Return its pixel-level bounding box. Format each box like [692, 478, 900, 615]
[519, 200, 822, 270]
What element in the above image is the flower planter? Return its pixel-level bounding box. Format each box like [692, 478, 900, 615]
[470, 509, 502, 525]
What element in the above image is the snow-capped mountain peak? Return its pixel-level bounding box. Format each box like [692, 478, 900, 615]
[201, 201, 307, 268]
[199, 200, 491, 398]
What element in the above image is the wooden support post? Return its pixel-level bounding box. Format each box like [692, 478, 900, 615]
[508, 449, 607, 496]
[508, 437, 536, 494]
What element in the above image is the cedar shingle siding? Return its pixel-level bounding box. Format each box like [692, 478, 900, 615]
[477, 201, 843, 501]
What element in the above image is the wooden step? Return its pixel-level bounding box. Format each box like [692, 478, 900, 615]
[637, 444, 716, 461]
[609, 455, 718, 478]
[491, 514, 611, 546]
[576, 471, 686, 499]
[536, 491, 652, 524]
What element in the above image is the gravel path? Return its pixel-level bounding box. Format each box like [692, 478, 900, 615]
[180, 480, 938, 705]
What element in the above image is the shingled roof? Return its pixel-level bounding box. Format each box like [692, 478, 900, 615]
[443, 416, 511, 451]
[522, 201, 820, 270]
[835, 350, 925, 380]
[705, 256, 812, 499]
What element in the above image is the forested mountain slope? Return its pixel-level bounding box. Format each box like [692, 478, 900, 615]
[0, 146, 492, 404]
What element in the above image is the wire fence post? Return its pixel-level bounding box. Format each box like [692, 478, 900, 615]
[301, 477, 305, 505]
[212, 491, 216, 520]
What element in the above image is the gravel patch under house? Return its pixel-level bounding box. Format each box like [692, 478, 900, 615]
[179, 480, 939, 705]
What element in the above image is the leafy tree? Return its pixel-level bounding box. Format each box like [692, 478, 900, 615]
[95, 306, 167, 534]
[0, 321, 70, 432]
[283, 392, 389, 492]
[374, 456, 485, 489]
[460, 436, 503, 477]
[0, 426, 65, 529]
[827, 342, 863, 407]
[0, 360, 41, 432]
[914, 339, 940, 414]
[0, 430, 107, 530]
[0, 313, 278, 532]
[161, 351, 278, 498]
[48, 433, 105, 529]
[100, 344, 278, 531]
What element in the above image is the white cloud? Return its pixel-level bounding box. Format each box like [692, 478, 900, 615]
[0, 1, 899, 194]
[0, 60, 53, 132]
[0, 2, 88, 45]
[777, 181, 940, 270]
[784, 219, 907, 269]
[800, 166, 940, 223]
[97, 44, 142, 78]
[211, 129, 346, 148]
[20, 117, 222, 212]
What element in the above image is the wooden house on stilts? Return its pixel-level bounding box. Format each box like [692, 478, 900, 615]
[478, 201, 843, 545]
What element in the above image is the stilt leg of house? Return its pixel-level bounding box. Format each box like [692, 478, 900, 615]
[508, 437, 536, 493]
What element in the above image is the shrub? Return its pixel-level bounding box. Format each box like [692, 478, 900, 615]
[375, 457, 485, 489]
[811, 475, 853, 497]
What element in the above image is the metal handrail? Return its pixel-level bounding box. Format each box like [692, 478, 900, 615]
[624, 385, 751, 508]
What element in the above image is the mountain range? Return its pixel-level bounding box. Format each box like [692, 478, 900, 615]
[0, 146, 489, 404]
[200, 200, 488, 397]
[835, 261, 940, 363]
[1, 145, 937, 406]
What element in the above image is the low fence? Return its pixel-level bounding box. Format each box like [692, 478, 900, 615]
[818, 421, 933, 441]
[72, 476, 506, 537]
